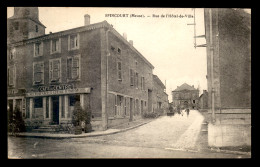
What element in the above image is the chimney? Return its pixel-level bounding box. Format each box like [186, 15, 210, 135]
[192, 85, 194, 88]
[84, 14, 90, 26]
[129, 40, 133, 45]
[123, 32, 127, 40]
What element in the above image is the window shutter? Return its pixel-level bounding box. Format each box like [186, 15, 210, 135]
[40, 42, 43, 56]
[77, 33, 80, 49]
[8, 67, 14, 85]
[50, 40, 53, 54]
[53, 60, 60, 80]
[72, 57, 79, 79]
[118, 62, 122, 80]
[49, 61, 53, 81]
[130, 69, 134, 86]
[67, 58, 72, 79]
[34, 63, 42, 82]
[68, 35, 70, 51]
[58, 38, 61, 52]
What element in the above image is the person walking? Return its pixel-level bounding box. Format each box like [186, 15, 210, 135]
[186, 108, 190, 117]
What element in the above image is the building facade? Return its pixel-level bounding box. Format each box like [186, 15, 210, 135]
[7, 7, 163, 131]
[172, 83, 199, 109]
[204, 8, 251, 147]
[198, 90, 208, 110]
[152, 75, 168, 115]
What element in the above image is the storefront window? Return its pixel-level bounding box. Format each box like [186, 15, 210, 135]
[69, 95, 80, 106]
[34, 97, 43, 108]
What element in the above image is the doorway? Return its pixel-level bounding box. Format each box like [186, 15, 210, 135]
[52, 96, 59, 124]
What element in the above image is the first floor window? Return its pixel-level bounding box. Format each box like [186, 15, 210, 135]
[34, 97, 43, 108]
[67, 56, 80, 80]
[33, 62, 44, 84]
[69, 34, 79, 50]
[135, 72, 139, 88]
[117, 61, 122, 81]
[49, 59, 61, 82]
[8, 66, 15, 86]
[130, 69, 134, 86]
[141, 77, 145, 90]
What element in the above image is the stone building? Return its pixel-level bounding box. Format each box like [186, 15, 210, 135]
[152, 75, 168, 115]
[171, 83, 199, 109]
[7, 7, 163, 131]
[204, 8, 251, 147]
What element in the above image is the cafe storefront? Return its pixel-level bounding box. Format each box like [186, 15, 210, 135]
[25, 84, 91, 125]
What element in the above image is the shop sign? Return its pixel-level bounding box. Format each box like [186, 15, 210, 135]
[26, 87, 91, 97]
[38, 84, 74, 92]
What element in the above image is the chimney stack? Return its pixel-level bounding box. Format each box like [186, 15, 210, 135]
[84, 14, 90, 26]
[129, 40, 133, 45]
[123, 32, 127, 40]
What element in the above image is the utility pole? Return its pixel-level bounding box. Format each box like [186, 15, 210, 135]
[209, 9, 215, 123]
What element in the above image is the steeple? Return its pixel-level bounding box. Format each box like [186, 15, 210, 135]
[7, 7, 46, 43]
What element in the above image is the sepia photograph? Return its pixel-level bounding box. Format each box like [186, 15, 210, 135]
[7, 7, 251, 159]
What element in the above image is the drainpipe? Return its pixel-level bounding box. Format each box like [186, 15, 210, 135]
[209, 9, 215, 123]
[102, 27, 110, 130]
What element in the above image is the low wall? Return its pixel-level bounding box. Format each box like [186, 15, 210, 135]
[207, 108, 251, 147]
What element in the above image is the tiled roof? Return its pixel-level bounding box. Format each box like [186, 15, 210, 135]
[173, 83, 197, 92]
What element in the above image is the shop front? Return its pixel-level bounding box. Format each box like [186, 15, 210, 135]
[25, 85, 91, 125]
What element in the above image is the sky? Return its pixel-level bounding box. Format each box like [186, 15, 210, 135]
[7, 7, 208, 102]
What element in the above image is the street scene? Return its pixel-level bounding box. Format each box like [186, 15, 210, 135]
[8, 110, 250, 158]
[7, 8, 251, 159]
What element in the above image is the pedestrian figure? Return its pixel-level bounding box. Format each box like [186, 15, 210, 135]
[186, 108, 190, 117]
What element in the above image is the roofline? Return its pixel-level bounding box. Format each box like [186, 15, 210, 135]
[153, 75, 165, 89]
[8, 20, 155, 69]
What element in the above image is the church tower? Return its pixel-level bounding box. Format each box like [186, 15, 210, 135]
[7, 7, 46, 43]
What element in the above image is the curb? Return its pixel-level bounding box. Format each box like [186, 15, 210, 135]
[9, 120, 153, 139]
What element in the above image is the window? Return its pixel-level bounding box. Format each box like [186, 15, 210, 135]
[124, 98, 127, 116]
[141, 77, 145, 90]
[111, 45, 115, 51]
[117, 61, 122, 81]
[69, 95, 80, 106]
[130, 69, 134, 86]
[8, 66, 15, 86]
[35, 25, 38, 32]
[34, 97, 43, 108]
[34, 42, 43, 57]
[51, 38, 61, 54]
[67, 55, 80, 80]
[13, 22, 19, 30]
[49, 59, 61, 82]
[68, 34, 79, 50]
[33, 62, 44, 84]
[10, 48, 15, 60]
[135, 72, 139, 88]
[193, 100, 195, 104]
[117, 48, 121, 54]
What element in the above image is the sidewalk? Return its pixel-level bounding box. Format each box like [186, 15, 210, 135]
[9, 118, 154, 139]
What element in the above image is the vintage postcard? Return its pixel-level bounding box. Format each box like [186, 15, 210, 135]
[7, 7, 251, 159]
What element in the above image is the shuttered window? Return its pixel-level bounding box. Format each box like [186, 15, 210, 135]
[49, 59, 61, 82]
[135, 72, 139, 88]
[33, 62, 44, 84]
[67, 55, 80, 80]
[117, 61, 122, 81]
[8, 66, 14, 86]
[141, 77, 145, 90]
[130, 69, 134, 86]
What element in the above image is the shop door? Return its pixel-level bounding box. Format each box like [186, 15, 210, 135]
[52, 96, 59, 124]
